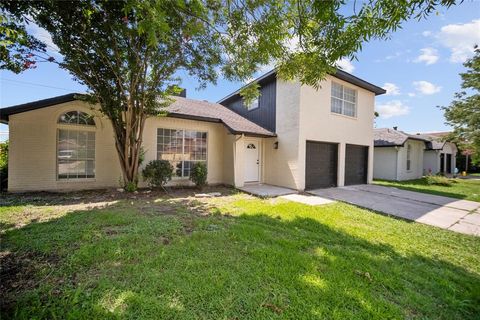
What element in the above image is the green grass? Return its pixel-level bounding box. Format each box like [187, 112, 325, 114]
[1, 189, 479, 319]
[374, 177, 480, 202]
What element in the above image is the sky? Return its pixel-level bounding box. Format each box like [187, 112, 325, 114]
[1, 1, 480, 141]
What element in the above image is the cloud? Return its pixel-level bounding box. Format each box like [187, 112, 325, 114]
[414, 48, 439, 65]
[382, 83, 400, 96]
[376, 100, 410, 119]
[422, 30, 432, 37]
[407, 92, 416, 97]
[26, 22, 60, 54]
[336, 58, 355, 73]
[437, 19, 480, 63]
[413, 81, 442, 95]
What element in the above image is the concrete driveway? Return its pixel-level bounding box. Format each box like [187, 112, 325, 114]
[308, 184, 480, 236]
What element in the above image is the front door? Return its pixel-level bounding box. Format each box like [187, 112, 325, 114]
[245, 140, 260, 182]
[446, 154, 452, 174]
[440, 153, 445, 173]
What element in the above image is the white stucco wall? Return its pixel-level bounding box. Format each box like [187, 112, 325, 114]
[423, 142, 457, 175]
[263, 80, 302, 189]
[8, 101, 234, 192]
[397, 139, 425, 180]
[297, 75, 375, 189]
[423, 150, 440, 175]
[263, 76, 376, 190]
[373, 147, 398, 180]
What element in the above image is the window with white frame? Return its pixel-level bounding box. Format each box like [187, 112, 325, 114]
[157, 128, 207, 178]
[57, 111, 95, 179]
[406, 144, 412, 171]
[245, 97, 259, 111]
[331, 82, 357, 117]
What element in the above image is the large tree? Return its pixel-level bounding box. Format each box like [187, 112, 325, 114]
[442, 46, 480, 165]
[1, 0, 458, 189]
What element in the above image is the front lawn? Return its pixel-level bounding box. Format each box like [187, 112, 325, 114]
[374, 177, 480, 202]
[1, 188, 479, 319]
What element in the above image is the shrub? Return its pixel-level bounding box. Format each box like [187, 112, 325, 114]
[124, 181, 138, 192]
[0, 140, 8, 191]
[425, 175, 453, 186]
[189, 162, 208, 188]
[142, 160, 173, 188]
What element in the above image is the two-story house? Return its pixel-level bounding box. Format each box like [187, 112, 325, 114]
[219, 69, 385, 190]
[1, 69, 385, 192]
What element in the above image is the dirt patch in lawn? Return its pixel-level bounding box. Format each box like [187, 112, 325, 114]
[0, 250, 62, 313]
[0, 185, 239, 231]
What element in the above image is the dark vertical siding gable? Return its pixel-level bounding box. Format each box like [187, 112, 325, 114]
[220, 78, 276, 132]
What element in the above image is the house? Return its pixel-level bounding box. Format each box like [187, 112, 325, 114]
[373, 128, 457, 181]
[1, 69, 385, 192]
[414, 132, 458, 175]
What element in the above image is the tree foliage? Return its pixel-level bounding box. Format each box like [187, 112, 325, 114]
[0, 13, 48, 73]
[442, 46, 480, 164]
[0, 0, 459, 188]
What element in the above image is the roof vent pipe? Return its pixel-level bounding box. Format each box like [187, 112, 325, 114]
[393, 126, 398, 131]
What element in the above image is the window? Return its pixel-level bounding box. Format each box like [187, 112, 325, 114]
[157, 128, 207, 178]
[245, 97, 259, 111]
[57, 111, 95, 179]
[406, 144, 411, 171]
[58, 110, 95, 126]
[331, 82, 357, 117]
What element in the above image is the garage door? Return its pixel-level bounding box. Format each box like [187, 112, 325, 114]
[345, 144, 368, 185]
[305, 141, 338, 189]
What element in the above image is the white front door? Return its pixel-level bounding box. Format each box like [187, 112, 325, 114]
[244, 140, 260, 182]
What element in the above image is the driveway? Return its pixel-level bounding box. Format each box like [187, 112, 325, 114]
[308, 184, 480, 236]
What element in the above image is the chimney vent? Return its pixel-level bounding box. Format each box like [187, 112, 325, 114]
[393, 126, 398, 131]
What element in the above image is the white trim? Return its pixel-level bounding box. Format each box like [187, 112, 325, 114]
[155, 127, 209, 179]
[330, 81, 357, 118]
[243, 138, 262, 183]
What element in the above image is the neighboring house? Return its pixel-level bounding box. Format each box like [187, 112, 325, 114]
[373, 128, 457, 181]
[1, 69, 385, 192]
[414, 132, 458, 175]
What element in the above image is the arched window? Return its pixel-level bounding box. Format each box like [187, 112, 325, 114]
[57, 111, 95, 179]
[58, 111, 95, 126]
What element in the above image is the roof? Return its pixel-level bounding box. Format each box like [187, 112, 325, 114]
[0, 93, 276, 137]
[167, 96, 275, 137]
[411, 133, 446, 150]
[218, 68, 386, 104]
[0, 93, 78, 124]
[373, 128, 429, 147]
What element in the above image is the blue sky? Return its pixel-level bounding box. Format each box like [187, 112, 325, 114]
[1, 1, 479, 141]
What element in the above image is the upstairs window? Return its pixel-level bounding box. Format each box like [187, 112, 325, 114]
[245, 97, 259, 111]
[57, 111, 95, 180]
[331, 82, 357, 117]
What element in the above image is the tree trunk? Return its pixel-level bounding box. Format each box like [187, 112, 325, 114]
[112, 105, 147, 190]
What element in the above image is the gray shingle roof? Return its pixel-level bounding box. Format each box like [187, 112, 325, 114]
[167, 96, 276, 137]
[411, 133, 446, 150]
[1, 93, 276, 137]
[373, 128, 428, 147]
